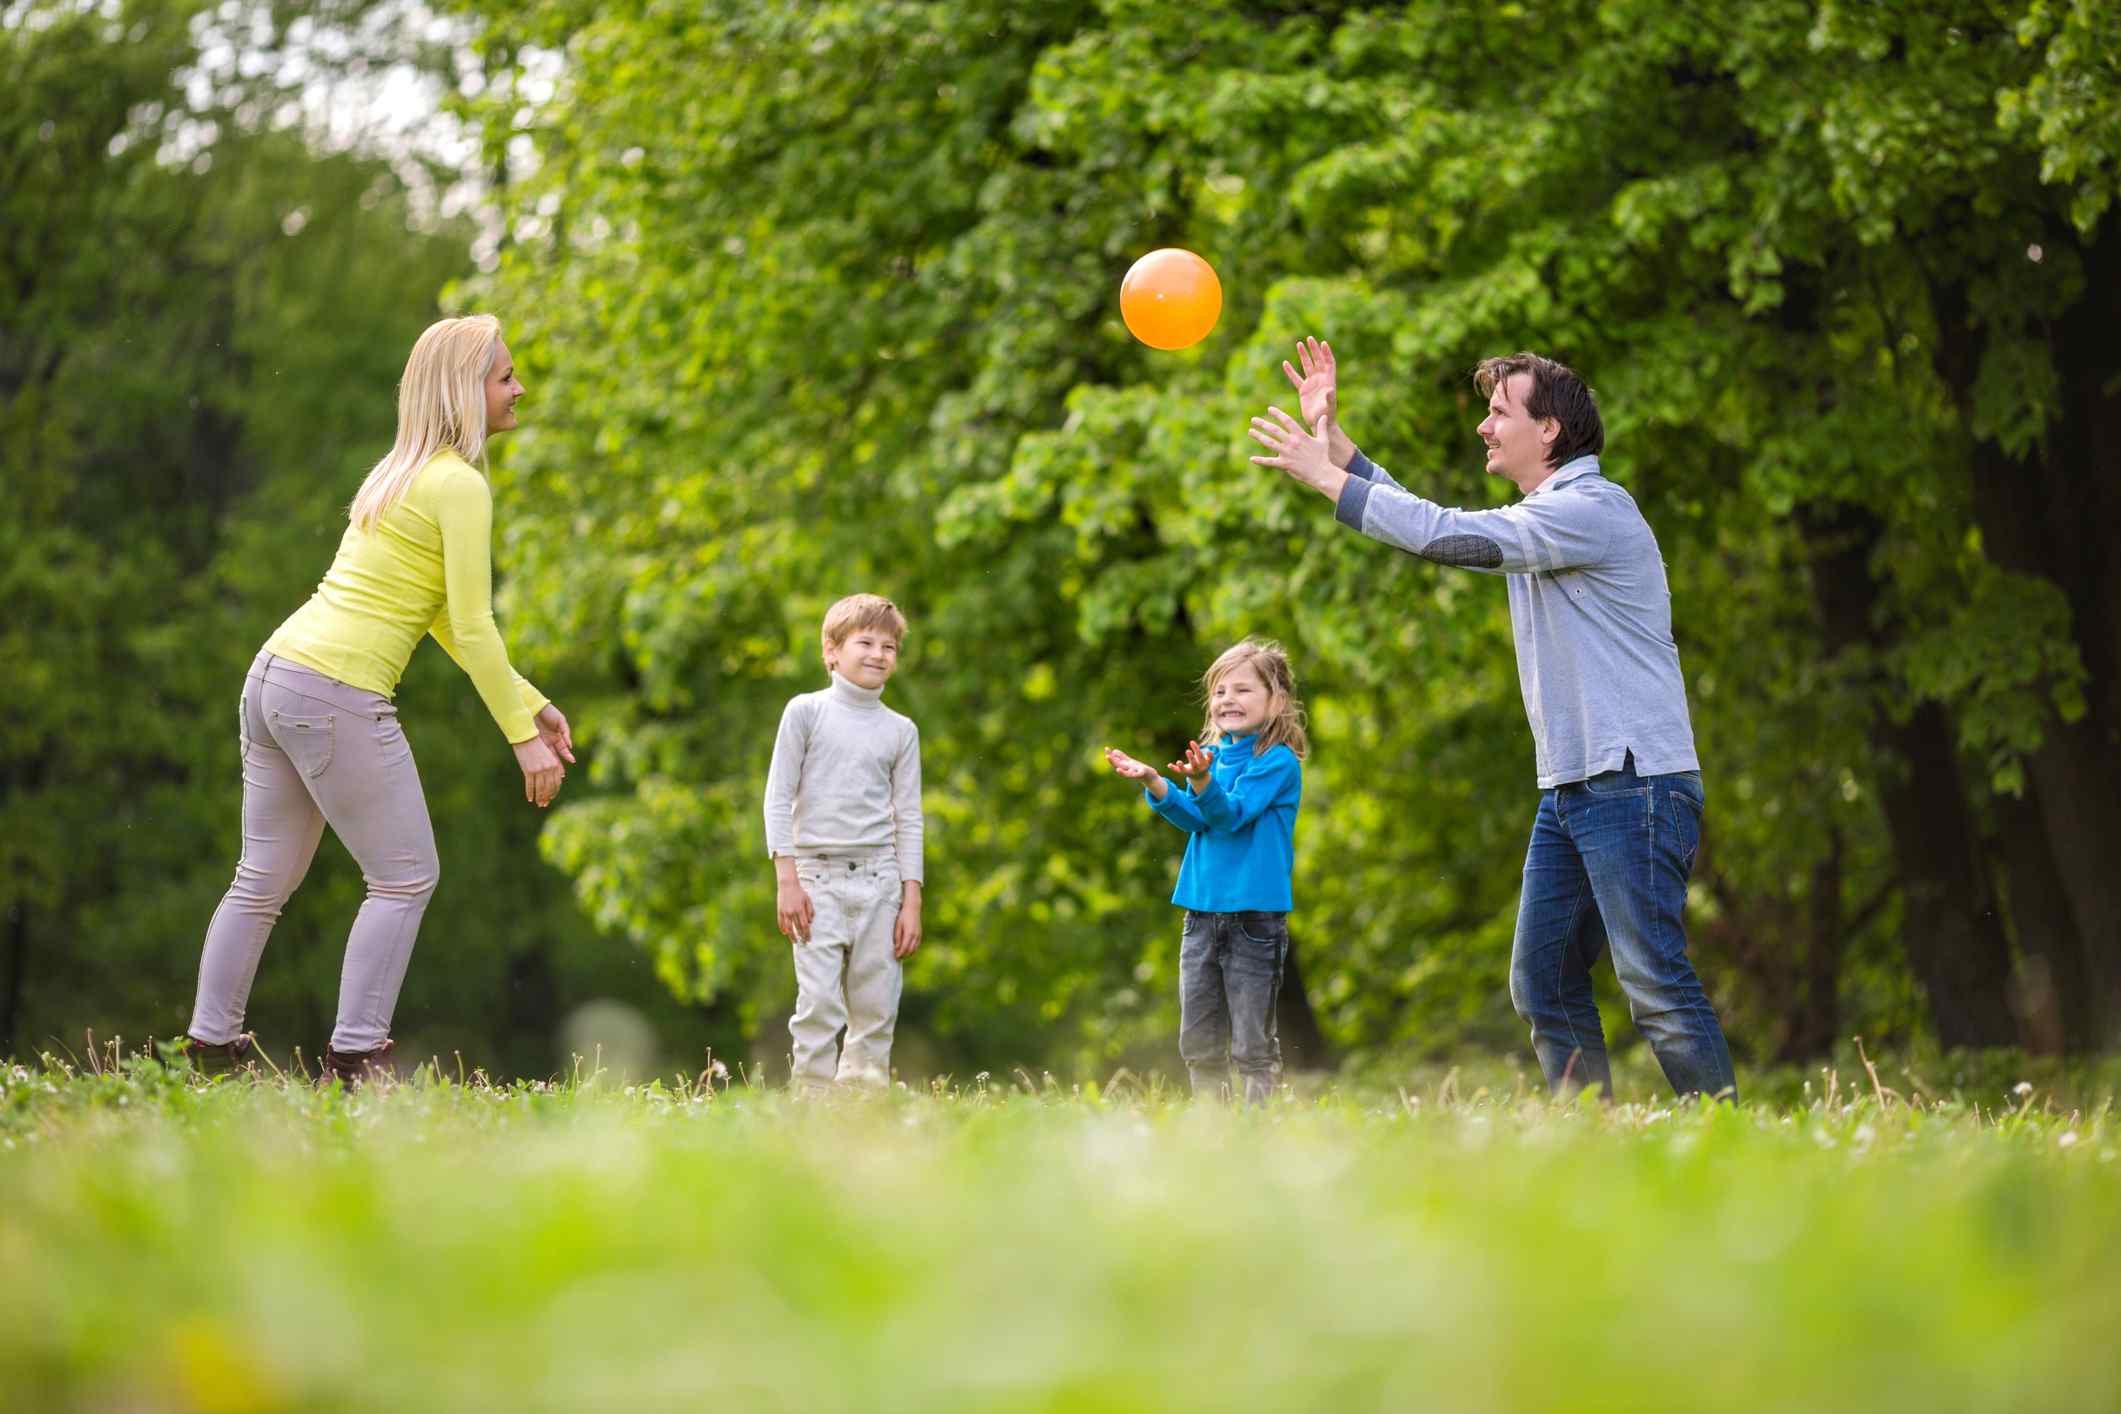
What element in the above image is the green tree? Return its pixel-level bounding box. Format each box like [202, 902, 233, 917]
[1, 0, 716, 1074]
[451, 0, 2117, 1075]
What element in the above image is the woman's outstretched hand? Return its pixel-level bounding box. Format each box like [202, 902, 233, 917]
[513, 735, 565, 808]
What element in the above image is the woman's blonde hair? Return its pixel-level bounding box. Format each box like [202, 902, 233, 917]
[348, 314, 505, 530]
[1200, 638, 1309, 760]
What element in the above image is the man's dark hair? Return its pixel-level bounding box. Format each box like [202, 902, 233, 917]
[1474, 353, 1604, 468]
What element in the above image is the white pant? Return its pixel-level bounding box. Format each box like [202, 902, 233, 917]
[788, 854, 904, 1086]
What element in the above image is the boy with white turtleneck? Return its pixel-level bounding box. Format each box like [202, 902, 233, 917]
[763, 594, 924, 1088]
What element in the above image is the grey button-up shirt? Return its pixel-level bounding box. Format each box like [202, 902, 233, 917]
[1335, 449, 1699, 789]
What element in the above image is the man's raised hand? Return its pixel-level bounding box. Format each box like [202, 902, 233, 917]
[1279, 336, 1354, 468]
[1283, 336, 1337, 429]
[1249, 406, 1349, 501]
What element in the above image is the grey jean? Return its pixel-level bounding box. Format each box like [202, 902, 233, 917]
[189, 652, 438, 1053]
[1179, 909, 1288, 1104]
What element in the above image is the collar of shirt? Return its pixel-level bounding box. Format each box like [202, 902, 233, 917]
[1525, 454, 1602, 498]
[1213, 733, 1258, 762]
[827, 671, 886, 709]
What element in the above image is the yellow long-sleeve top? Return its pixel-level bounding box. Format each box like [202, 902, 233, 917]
[264, 450, 547, 743]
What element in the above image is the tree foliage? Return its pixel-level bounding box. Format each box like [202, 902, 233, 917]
[456, 0, 2121, 1073]
[1, 0, 717, 1073]
[9, 0, 2116, 1078]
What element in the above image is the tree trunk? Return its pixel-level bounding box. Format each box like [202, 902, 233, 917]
[1875, 702, 2020, 1047]
[505, 943, 560, 1078]
[1990, 790, 2088, 1055]
[1277, 933, 1334, 1072]
[1933, 228, 2121, 1046]
[1800, 503, 2021, 1047]
[1780, 831, 1845, 1062]
[1, 901, 24, 1059]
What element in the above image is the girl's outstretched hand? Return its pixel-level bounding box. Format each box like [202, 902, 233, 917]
[1167, 740, 1213, 790]
[1104, 746, 1169, 801]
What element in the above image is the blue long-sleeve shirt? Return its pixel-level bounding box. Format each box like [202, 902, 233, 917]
[1144, 733, 1302, 912]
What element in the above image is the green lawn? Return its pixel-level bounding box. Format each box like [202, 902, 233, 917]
[3, 1053, 2115, 1414]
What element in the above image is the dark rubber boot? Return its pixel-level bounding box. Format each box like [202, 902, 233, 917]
[319, 1039, 396, 1088]
[181, 1034, 257, 1078]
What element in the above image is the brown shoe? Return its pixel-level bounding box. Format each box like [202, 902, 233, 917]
[181, 1033, 257, 1077]
[320, 1039, 396, 1088]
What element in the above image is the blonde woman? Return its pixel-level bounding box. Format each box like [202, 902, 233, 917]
[183, 315, 572, 1085]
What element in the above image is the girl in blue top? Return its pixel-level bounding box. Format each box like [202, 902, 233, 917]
[1105, 638, 1308, 1103]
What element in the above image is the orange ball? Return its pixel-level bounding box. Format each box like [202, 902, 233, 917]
[1120, 248, 1222, 350]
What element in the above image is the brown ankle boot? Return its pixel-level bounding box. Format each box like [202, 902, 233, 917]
[320, 1039, 396, 1088]
[182, 1033, 257, 1077]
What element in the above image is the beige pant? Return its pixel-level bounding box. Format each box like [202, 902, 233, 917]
[190, 652, 438, 1054]
[788, 853, 903, 1086]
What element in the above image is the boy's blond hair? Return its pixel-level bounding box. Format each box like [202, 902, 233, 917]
[820, 593, 908, 670]
[1199, 638, 1309, 760]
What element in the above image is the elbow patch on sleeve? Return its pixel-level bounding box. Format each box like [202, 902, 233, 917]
[1421, 534, 1505, 568]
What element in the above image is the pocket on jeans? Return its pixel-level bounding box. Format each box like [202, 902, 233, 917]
[1235, 911, 1288, 946]
[1179, 911, 1209, 957]
[1664, 787, 1704, 868]
[271, 710, 335, 778]
[1581, 770, 1648, 798]
[371, 712, 415, 769]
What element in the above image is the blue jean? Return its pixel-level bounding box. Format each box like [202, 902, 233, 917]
[1508, 755, 1736, 1101]
[1179, 910, 1286, 1104]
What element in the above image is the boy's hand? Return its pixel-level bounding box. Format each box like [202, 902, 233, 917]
[1167, 740, 1213, 790]
[893, 886, 922, 960]
[1104, 746, 1169, 801]
[776, 877, 815, 944]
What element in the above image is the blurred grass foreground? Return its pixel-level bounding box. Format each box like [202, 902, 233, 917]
[3, 1055, 2116, 1414]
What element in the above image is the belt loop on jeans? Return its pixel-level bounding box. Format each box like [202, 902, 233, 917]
[803, 851, 891, 873]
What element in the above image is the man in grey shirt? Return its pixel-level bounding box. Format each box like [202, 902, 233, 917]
[1249, 340, 1735, 1101]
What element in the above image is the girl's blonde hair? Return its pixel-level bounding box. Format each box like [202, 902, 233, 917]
[348, 314, 505, 530]
[1200, 638, 1309, 760]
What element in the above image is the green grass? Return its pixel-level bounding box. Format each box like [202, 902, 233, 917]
[3, 1052, 2116, 1414]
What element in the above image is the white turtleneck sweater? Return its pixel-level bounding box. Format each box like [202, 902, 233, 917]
[763, 672, 924, 881]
